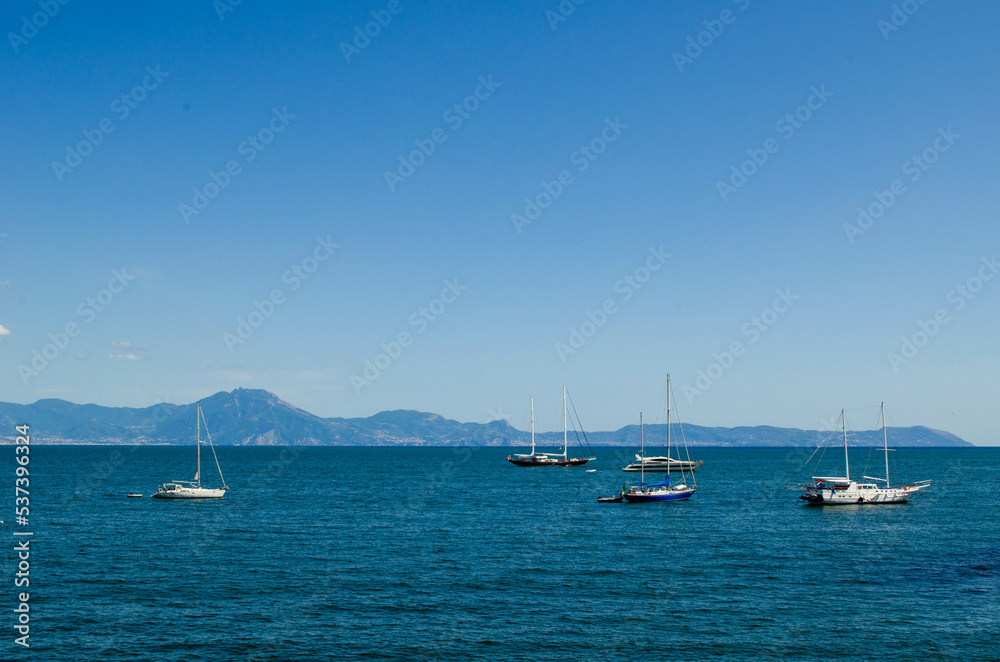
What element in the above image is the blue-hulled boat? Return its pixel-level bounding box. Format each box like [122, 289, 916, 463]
[622, 376, 697, 503]
[623, 476, 696, 502]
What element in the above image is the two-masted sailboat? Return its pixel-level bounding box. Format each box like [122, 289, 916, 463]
[622, 412, 697, 502]
[798, 404, 931, 505]
[506, 386, 595, 467]
[153, 402, 229, 499]
[622, 376, 698, 502]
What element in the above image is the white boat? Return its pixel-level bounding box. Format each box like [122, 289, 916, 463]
[799, 404, 931, 505]
[622, 374, 703, 473]
[153, 402, 229, 499]
[507, 386, 595, 467]
[622, 455, 703, 472]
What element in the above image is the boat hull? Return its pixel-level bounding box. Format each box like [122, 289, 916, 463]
[152, 488, 226, 499]
[799, 483, 929, 505]
[623, 488, 696, 502]
[507, 456, 590, 467]
[622, 461, 702, 472]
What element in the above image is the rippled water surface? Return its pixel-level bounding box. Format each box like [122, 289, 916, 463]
[9, 446, 999, 660]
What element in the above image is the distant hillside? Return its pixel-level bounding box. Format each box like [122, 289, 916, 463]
[0, 388, 974, 447]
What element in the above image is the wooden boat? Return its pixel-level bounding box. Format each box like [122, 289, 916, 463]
[507, 386, 595, 467]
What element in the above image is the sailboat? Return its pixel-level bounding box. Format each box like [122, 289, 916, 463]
[798, 404, 931, 505]
[622, 410, 696, 502]
[506, 386, 595, 467]
[623, 375, 703, 473]
[153, 402, 229, 499]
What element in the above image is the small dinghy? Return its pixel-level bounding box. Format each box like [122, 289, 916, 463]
[586, 469, 596, 473]
[598, 495, 623, 503]
[127, 493, 143, 498]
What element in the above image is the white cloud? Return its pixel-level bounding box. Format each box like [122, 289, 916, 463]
[110, 341, 134, 348]
[109, 353, 144, 360]
[0, 324, 10, 340]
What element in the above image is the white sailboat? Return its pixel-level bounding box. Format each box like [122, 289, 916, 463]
[799, 404, 931, 505]
[153, 402, 229, 499]
[507, 386, 595, 466]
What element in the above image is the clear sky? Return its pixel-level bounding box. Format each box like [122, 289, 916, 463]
[2, 0, 999, 444]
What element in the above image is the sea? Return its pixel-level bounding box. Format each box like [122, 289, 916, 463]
[6, 445, 999, 661]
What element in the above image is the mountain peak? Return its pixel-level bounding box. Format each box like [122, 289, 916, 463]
[205, 388, 300, 411]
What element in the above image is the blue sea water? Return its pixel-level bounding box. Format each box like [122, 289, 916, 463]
[5, 446, 999, 661]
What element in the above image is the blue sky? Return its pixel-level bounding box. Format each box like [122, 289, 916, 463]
[2, 0, 999, 444]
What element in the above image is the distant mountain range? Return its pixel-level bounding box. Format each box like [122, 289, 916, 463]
[0, 388, 974, 447]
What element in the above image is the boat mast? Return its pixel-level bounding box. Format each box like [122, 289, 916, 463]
[530, 396, 535, 456]
[563, 384, 568, 461]
[196, 402, 202, 488]
[842, 408, 850, 482]
[640, 412, 645, 484]
[666, 374, 671, 461]
[882, 402, 890, 487]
